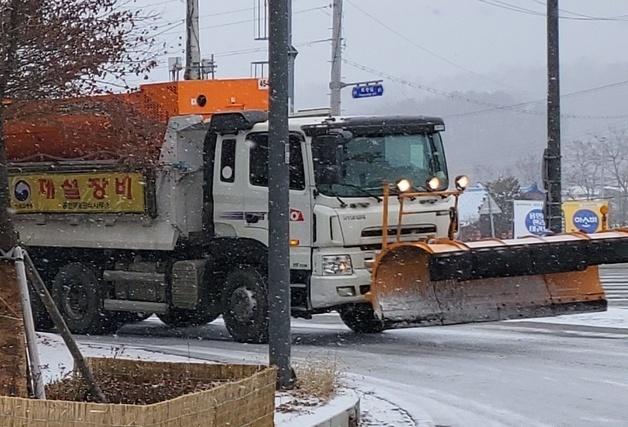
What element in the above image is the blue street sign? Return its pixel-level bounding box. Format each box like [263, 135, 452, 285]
[352, 84, 384, 99]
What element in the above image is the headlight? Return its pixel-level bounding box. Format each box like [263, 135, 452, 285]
[396, 178, 412, 193]
[455, 175, 469, 191]
[322, 255, 353, 276]
[426, 176, 441, 191]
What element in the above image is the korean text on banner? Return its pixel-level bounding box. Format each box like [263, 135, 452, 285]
[563, 200, 609, 234]
[10, 172, 146, 214]
[513, 200, 545, 238]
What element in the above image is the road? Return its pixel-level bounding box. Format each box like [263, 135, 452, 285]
[78, 309, 628, 427]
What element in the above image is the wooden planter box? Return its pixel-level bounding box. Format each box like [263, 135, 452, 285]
[0, 358, 277, 427]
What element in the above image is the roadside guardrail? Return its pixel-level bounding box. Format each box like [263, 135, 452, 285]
[600, 264, 628, 307]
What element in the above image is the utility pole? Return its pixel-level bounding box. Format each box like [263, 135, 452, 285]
[268, 0, 293, 389]
[329, 0, 344, 116]
[287, 0, 298, 113]
[544, 0, 562, 233]
[184, 0, 201, 80]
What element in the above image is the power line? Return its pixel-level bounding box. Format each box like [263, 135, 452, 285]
[155, 5, 330, 37]
[145, 6, 257, 36]
[528, 0, 628, 21]
[343, 58, 628, 120]
[477, 0, 628, 21]
[447, 78, 628, 118]
[345, 0, 514, 90]
[148, 38, 331, 71]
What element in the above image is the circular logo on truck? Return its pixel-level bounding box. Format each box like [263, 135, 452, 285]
[524, 208, 545, 235]
[14, 180, 31, 202]
[573, 209, 599, 233]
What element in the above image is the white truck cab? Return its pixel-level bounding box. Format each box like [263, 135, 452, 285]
[209, 112, 454, 328]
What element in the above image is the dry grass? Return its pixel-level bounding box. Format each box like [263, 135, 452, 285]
[275, 357, 343, 413]
[293, 357, 341, 401]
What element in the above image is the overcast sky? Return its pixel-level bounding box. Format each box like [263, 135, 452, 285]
[130, 0, 628, 116]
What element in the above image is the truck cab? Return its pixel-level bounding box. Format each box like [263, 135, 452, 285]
[208, 112, 454, 334]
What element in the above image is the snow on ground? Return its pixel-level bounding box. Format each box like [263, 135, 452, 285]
[511, 307, 628, 329]
[38, 332, 348, 426]
[357, 390, 417, 427]
[275, 389, 358, 427]
[37, 332, 197, 384]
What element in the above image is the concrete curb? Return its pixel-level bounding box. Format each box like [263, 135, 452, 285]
[275, 389, 360, 427]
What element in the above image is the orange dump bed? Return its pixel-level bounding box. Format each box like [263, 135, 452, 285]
[5, 79, 268, 164]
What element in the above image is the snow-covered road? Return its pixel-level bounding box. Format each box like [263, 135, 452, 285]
[72, 309, 628, 427]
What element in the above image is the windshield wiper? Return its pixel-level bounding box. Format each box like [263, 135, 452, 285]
[317, 187, 348, 208]
[334, 183, 382, 203]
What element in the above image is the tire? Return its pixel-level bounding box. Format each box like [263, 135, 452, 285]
[222, 266, 269, 343]
[340, 304, 386, 334]
[52, 262, 114, 335]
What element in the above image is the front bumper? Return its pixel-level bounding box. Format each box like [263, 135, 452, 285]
[310, 268, 371, 309]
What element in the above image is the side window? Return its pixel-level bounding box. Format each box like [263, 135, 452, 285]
[248, 133, 305, 190]
[220, 139, 236, 183]
[289, 137, 305, 190]
[249, 134, 268, 187]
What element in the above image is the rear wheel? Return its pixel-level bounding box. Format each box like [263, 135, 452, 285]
[340, 304, 386, 334]
[52, 262, 115, 335]
[222, 266, 268, 344]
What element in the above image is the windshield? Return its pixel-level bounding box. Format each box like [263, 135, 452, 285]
[312, 132, 448, 197]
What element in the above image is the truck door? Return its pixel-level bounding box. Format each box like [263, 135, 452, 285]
[212, 134, 247, 237]
[244, 132, 312, 270]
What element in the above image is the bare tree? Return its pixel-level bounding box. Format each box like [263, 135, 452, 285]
[514, 153, 542, 185]
[0, 0, 156, 396]
[597, 130, 628, 225]
[563, 139, 602, 200]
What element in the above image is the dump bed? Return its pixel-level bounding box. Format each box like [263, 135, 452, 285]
[9, 116, 208, 252]
[5, 79, 268, 251]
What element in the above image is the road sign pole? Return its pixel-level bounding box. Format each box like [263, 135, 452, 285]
[268, 0, 293, 389]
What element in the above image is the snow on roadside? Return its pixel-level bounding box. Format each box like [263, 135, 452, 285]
[38, 333, 347, 425]
[510, 307, 628, 329]
[275, 389, 358, 427]
[357, 390, 417, 427]
[37, 332, 197, 384]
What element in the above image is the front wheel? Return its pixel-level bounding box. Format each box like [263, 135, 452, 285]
[340, 304, 386, 334]
[222, 267, 269, 343]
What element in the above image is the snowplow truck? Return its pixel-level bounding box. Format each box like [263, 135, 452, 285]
[7, 80, 628, 343]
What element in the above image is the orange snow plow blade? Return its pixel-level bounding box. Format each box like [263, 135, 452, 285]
[369, 186, 628, 326]
[368, 234, 628, 326]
